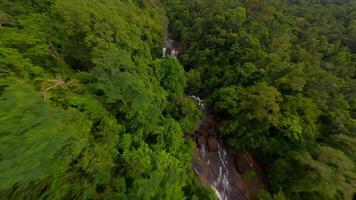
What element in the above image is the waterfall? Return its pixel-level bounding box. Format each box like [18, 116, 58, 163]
[191, 95, 207, 113]
[191, 96, 244, 200]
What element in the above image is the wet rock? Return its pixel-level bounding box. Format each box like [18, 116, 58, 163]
[231, 172, 248, 198]
[232, 150, 250, 173]
[197, 136, 206, 146]
[231, 150, 267, 200]
[207, 128, 216, 136]
[192, 113, 247, 200]
[208, 136, 219, 152]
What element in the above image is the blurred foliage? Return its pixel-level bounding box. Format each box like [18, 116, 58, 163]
[0, 79, 89, 190]
[1, 0, 355, 199]
[0, 0, 205, 199]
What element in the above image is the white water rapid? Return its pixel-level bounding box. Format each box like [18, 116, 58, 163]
[191, 96, 244, 200]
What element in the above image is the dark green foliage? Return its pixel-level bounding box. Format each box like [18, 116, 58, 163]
[0, 0, 205, 199]
[134, 169, 185, 200]
[0, 79, 88, 189]
[154, 57, 187, 96]
[1, 0, 355, 199]
[269, 146, 356, 200]
[165, 0, 356, 199]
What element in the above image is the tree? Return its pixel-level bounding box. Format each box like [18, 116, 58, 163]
[0, 79, 88, 190]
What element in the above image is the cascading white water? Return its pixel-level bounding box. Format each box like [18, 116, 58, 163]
[191, 96, 244, 200]
[165, 29, 245, 199]
[195, 142, 243, 200]
[191, 95, 207, 113]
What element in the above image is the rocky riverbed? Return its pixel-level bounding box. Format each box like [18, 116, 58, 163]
[191, 112, 267, 200]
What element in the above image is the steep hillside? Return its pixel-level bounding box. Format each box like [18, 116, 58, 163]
[164, 0, 356, 199]
[0, 0, 211, 199]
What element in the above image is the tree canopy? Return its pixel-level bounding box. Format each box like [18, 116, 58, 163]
[0, 0, 206, 199]
[165, 0, 356, 199]
[0, 0, 355, 199]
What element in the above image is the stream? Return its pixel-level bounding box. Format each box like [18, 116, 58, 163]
[163, 37, 256, 200]
[191, 97, 245, 200]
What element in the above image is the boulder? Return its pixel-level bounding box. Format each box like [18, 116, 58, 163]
[197, 136, 206, 146]
[232, 150, 251, 173]
[207, 136, 219, 152]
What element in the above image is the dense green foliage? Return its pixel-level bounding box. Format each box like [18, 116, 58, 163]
[0, 0, 210, 199]
[164, 0, 356, 199]
[1, 0, 355, 199]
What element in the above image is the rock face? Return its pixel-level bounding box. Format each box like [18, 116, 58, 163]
[232, 150, 267, 200]
[191, 113, 267, 200]
[197, 136, 206, 146]
[208, 136, 219, 152]
[192, 115, 245, 200]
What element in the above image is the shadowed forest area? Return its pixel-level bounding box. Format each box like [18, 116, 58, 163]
[0, 0, 355, 200]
